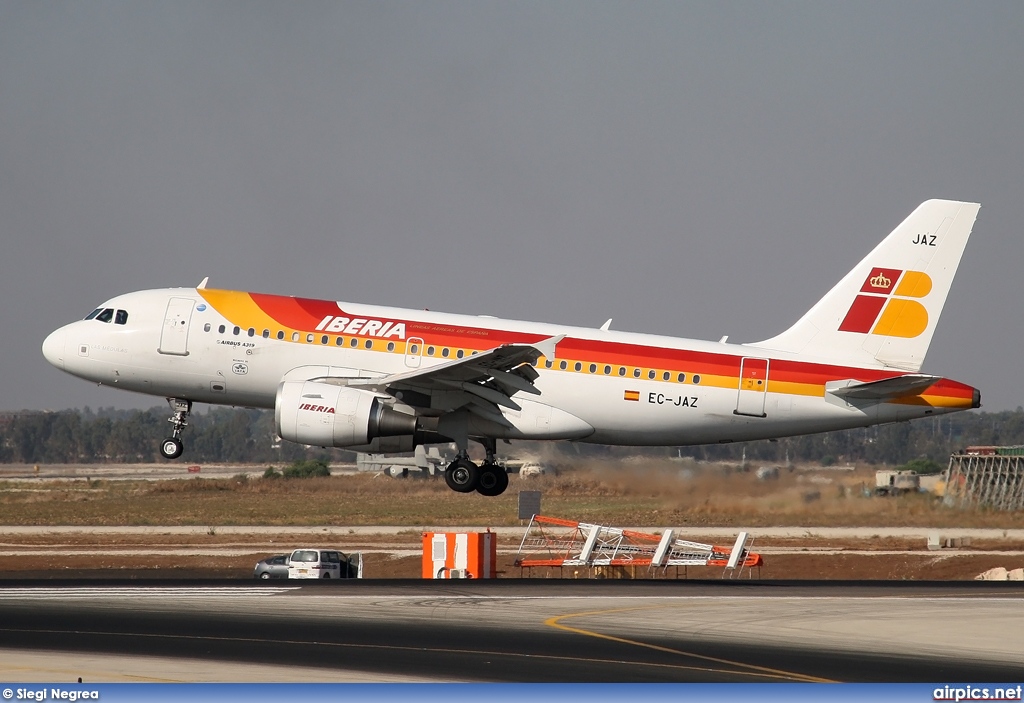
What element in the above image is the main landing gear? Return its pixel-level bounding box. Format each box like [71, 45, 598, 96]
[443, 440, 510, 496]
[159, 398, 192, 460]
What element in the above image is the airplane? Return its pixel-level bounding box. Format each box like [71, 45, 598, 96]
[356, 445, 450, 478]
[42, 199, 981, 496]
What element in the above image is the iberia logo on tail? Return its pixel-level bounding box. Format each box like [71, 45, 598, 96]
[838, 267, 932, 338]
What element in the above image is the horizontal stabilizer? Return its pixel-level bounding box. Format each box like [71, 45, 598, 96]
[827, 374, 942, 401]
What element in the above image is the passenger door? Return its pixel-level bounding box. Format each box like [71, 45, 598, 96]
[735, 357, 769, 417]
[159, 297, 195, 356]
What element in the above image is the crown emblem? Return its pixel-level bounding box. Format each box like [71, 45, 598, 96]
[869, 272, 891, 289]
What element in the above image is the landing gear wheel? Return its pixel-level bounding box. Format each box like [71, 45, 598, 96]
[162, 398, 192, 461]
[160, 437, 184, 460]
[444, 458, 480, 493]
[476, 464, 509, 496]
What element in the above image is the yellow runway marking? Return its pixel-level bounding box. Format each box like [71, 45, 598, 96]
[0, 627, 791, 680]
[545, 606, 835, 682]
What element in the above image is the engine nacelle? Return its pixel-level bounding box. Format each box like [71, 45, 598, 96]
[275, 381, 417, 448]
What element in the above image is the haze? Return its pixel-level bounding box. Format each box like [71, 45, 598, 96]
[2, 2, 1022, 412]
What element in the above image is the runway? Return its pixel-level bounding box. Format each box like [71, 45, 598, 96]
[0, 580, 1022, 682]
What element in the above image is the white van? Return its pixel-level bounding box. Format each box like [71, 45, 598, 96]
[286, 548, 345, 579]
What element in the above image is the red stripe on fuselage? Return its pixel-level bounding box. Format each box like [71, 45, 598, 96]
[249, 293, 339, 330]
[234, 291, 973, 401]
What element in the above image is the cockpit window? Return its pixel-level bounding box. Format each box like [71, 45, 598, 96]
[115, 310, 128, 325]
[95, 308, 114, 323]
[85, 309, 102, 321]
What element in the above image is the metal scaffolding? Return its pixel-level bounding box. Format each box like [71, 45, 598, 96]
[945, 453, 1024, 511]
[514, 515, 762, 578]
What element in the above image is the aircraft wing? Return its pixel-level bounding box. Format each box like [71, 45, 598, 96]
[348, 335, 563, 425]
[827, 374, 942, 401]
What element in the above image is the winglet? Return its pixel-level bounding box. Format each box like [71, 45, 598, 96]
[532, 335, 564, 360]
[600, 319, 612, 332]
[197, 276, 209, 289]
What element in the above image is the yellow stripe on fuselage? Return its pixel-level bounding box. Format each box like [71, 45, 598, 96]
[199, 290, 284, 333]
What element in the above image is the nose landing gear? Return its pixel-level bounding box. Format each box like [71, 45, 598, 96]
[159, 398, 192, 460]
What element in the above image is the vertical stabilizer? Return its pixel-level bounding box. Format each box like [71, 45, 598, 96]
[749, 200, 979, 371]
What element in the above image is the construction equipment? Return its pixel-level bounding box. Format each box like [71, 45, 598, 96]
[514, 515, 761, 579]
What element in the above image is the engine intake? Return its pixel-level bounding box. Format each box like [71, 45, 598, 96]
[275, 381, 417, 448]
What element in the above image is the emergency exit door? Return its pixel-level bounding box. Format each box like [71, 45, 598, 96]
[735, 357, 769, 417]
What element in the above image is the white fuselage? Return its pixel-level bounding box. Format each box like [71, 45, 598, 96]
[41, 287, 975, 448]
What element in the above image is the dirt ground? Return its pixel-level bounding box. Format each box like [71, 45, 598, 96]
[1, 530, 1022, 580]
[2, 461, 1023, 581]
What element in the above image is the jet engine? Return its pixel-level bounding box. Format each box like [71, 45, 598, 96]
[275, 381, 417, 448]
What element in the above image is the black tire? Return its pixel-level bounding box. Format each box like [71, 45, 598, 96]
[160, 437, 184, 460]
[259, 571, 271, 580]
[322, 572, 331, 579]
[476, 464, 509, 496]
[444, 459, 480, 493]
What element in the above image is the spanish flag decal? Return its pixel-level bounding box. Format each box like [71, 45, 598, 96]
[624, 390, 640, 402]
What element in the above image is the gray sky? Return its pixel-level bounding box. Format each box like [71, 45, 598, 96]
[3, 2, 1023, 412]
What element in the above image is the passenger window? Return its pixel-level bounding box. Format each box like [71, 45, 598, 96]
[364, 339, 372, 349]
[427, 346, 435, 356]
[663, 371, 670, 381]
[457, 349, 464, 359]
[204, 323, 211, 332]
[387, 342, 395, 352]
[693, 375, 701, 384]
[559, 360, 567, 370]
[233, 326, 240, 336]
[441, 348, 450, 358]
[336, 337, 344, 346]
[544, 360, 552, 369]
[409, 344, 419, 354]
[277, 331, 285, 340]
[589, 364, 597, 373]
[604, 365, 611, 375]
[96, 308, 114, 323]
[219, 325, 226, 334]
[85, 309, 102, 320]
[115, 310, 128, 325]
[633, 368, 641, 378]
[618, 367, 626, 377]
[648, 370, 656, 380]
[350, 338, 358, 348]
[262, 329, 270, 338]
[678, 373, 686, 383]
[574, 362, 582, 372]
[306, 333, 314, 343]
[248, 328, 255, 337]
[321, 335, 329, 344]
[291, 332, 300, 342]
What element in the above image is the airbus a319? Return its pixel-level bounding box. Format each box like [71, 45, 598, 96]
[42, 200, 981, 496]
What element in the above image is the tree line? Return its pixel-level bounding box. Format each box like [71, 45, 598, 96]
[1, 406, 1023, 466]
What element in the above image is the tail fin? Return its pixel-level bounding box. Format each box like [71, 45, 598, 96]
[749, 199, 980, 371]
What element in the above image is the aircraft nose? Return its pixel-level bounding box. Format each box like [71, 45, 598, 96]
[42, 327, 67, 370]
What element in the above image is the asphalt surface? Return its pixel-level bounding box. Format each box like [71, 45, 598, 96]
[0, 580, 1021, 683]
